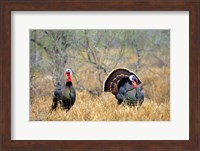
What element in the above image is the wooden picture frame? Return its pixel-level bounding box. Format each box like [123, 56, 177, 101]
[0, 0, 199, 150]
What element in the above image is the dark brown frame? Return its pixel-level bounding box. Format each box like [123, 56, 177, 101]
[0, 0, 199, 151]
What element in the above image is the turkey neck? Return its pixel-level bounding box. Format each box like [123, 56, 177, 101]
[66, 82, 72, 87]
[132, 81, 137, 88]
[66, 74, 72, 87]
[67, 74, 72, 82]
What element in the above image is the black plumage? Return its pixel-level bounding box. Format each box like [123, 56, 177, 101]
[52, 82, 76, 111]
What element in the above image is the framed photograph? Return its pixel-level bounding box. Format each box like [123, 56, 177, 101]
[29, 29, 170, 122]
[0, 0, 199, 151]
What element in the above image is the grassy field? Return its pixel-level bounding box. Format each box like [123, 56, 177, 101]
[30, 66, 170, 121]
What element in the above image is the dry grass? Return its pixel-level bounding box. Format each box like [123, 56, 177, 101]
[30, 66, 170, 121]
[30, 91, 169, 121]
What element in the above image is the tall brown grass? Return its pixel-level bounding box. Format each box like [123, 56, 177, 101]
[30, 66, 170, 121]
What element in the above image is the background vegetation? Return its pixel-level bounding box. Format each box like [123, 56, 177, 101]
[30, 30, 170, 121]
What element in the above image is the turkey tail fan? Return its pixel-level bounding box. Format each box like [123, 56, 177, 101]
[103, 68, 142, 95]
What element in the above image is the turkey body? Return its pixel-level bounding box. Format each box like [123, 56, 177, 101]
[103, 68, 144, 106]
[52, 83, 76, 111]
[116, 81, 135, 104]
[116, 81, 144, 105]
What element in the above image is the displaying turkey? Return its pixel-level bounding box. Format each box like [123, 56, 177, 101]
[52, 69, 76, 111]
[103, 68, 144, 106]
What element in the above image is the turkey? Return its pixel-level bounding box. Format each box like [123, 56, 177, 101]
[103, 68, 144, 106]
[51, 69, 76, 111]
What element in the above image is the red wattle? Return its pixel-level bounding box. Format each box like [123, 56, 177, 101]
[67, 75, 72, 82]
[132, 81, 137, 88]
